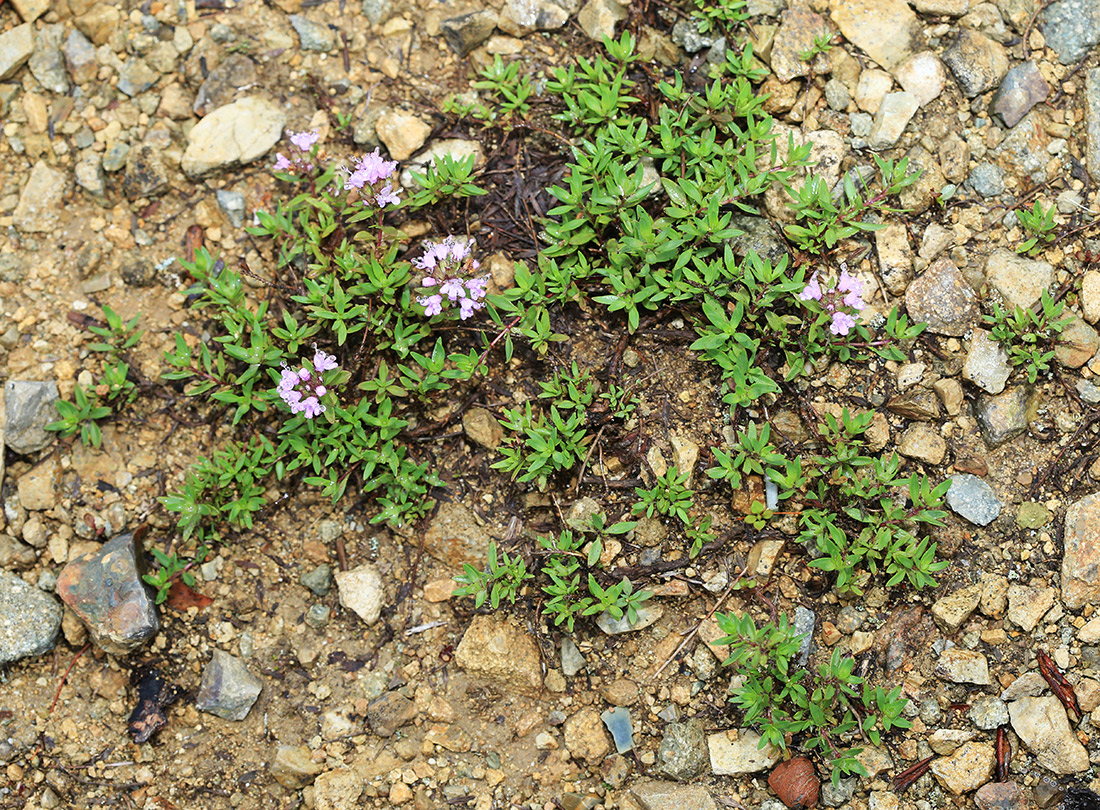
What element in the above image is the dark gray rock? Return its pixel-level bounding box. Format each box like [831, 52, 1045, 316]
[969, 162, 1005, 198]
[992, 61, 1049, 128]
[192, 54, 258, 116]
[1039, 0, 1100, 65]
[289, 15, 335, 51]
[216, 189, 246, 228]
[117, 58, 158, 97]
[655, 719, 708, 782]
[441, 11, 498, 57]
[305, 603, 330, 629]
[946, 473, 1003, 526]
[601, 707, 634, 754]
[367, 691, 417, 737]
[123, 144, 169, 199]
[975, 386, 1030, 447]
[0, 569, 62, 665]
[300, 564, 333, 596]
[119, 259, 159, 287]
[4, 380, 59, 454]
[727, 216, 790, 266]
[29, 24, 69, 94]
[195, 649, 263, 720]
[671, 18, 718, 53]
[942, 29, 1009, 98]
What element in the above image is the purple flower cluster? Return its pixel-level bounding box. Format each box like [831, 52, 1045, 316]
[273, 129, 320, 174]
[799, 265, 866, 336]
[414, 237, 487, 320]
[276, 349, 339, 419]
[344, 148, 401, 209]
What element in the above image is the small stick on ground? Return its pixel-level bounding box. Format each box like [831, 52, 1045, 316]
[650, 580, 738, 681]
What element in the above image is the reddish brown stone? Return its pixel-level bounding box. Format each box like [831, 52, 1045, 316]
[56, 533, 159, 655]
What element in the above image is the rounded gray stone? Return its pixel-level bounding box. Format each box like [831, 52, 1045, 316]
[0, 570, 62, 665]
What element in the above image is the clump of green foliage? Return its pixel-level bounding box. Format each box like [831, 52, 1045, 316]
[716, 612, 911, 784]
[46, 305, 143, 448]
[710, 410, 951, 594]
[454, 518, 650, 633]
[1015, 200, 1058, 256]
[984, 290, 1073, 383]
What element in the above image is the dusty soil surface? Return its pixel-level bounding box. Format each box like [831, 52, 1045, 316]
[5, 0, 1100, 808]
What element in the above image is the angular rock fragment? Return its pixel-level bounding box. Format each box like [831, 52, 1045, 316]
[195, 649, 263, 721]
[57, 533, 159, 655]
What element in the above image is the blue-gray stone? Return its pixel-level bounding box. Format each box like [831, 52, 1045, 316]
[671, 18, 718, 53]
[821, 778, 857, 807]
[794, 606, 815, 666]
[1039, 0, 1100, 65]
[657, 704, 680, 722]
[655, 719, 707, 781]
[209, 23, 235, 43]
[561, 636, 586, 677]
[103, 142, 131, 172]
[29, 25, 69, 94]
[216, 189, 247, 228]
[0, 570, 62, 666]
[362, 0, 392, 24]
[305, 603, 331, 629]
[969, 695, 1009, 729]
[596, 605, 663, 634]
[945, 474, 1002, 526]
[195, 649, 263, 721]
[117, 58, 158, 97]
[289, 15, 335, 52]
[600, 707, 634, 754]
[975, 386, 1029, 446]
[992, 61, 1049, 128]
[4, 379, 59, 454]
[969, 162, 1005, 198]
[300, 564, 332, 596]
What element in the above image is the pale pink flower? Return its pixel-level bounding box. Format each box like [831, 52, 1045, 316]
[374, 183, 401, 208]
[459, 297, 482, 320]
[289, 130, 320, 151]
[440, 278, 465, 301]
[799, 274, 822, 302]
[300, 396, 324, 419]
[313, 349, 339, 372]
[273, 153, 292, 172]
[420, 294, 443, 316]
[830, 311, 856, 336]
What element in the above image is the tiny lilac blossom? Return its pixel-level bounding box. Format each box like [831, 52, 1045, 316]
[273, 153, 292, 172]
[419, 294, 443, 316]
[313, 349, 339, 372]
[276, 351, 339, 419]
[440, 278, 465, 301]
[799, 274, 822, 301]
[289, 130, 320, 151]
[374, 183, 401, 208]
[830, 311, 856, 336]
[459, 297, 479, 320]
